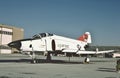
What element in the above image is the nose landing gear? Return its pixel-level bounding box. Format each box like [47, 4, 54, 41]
[31, 52, 37, 64]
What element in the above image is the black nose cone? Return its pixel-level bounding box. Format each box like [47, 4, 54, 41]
[8, 40, 21, 50]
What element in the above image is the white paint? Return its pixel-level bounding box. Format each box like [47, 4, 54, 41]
[20, 32, 91, 53]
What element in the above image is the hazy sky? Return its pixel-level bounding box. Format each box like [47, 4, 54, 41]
[0, 0, 120, 46]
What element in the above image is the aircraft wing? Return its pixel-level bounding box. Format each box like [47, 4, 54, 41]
[62, 49, 114, 54]
[76, 50, 114, 54]
[62, 49, 78, 53]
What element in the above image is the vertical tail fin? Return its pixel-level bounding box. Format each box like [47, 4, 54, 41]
[78, 32, 92, 43]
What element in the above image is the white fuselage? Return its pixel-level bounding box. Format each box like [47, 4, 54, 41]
[20, 35, 87, 53]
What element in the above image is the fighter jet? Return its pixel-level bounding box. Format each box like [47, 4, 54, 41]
[8, 32, 114, 63]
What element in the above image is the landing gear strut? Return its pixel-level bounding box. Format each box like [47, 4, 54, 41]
[84, 57, 90, 64]
[31, 58, 37, 64]
[31, 51, 37, 64]
[29, 44, 37, 64]
[46, 52, 52, 62]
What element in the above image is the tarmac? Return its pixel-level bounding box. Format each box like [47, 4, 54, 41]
[0, 54, 119, 78]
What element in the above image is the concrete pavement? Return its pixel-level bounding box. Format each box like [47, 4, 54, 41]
[0, 54, 119, 78]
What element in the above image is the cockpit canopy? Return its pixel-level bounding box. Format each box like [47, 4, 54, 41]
[32, 33, 54, 39]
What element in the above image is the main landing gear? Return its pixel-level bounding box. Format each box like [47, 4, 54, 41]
[29, 44, 52, 64]
[46, 52, 52, 61]
[84, 57, 90, 64]
[30, 51, 52, 64]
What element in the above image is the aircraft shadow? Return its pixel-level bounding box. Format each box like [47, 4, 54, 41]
[97, 67, 116, 72]
[105, 77, 118, 78]
[36, 59, 84, 64]
[91, 60, 114, 62]
[0, 59, 84, 64]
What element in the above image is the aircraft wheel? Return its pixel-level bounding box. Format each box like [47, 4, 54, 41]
[84, 57, 90, 64]
[31, 59, 37, 64]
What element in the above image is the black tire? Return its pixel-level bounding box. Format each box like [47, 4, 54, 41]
[31, 59, 37, 64]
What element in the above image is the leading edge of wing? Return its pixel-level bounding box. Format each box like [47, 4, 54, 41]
[62, 49, 114, 54]
[76, 50, 114, 54]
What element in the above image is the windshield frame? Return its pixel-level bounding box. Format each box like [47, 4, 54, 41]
[32, 33, 54, 39]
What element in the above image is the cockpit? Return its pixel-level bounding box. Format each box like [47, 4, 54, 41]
[32, 33, 54, 39]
